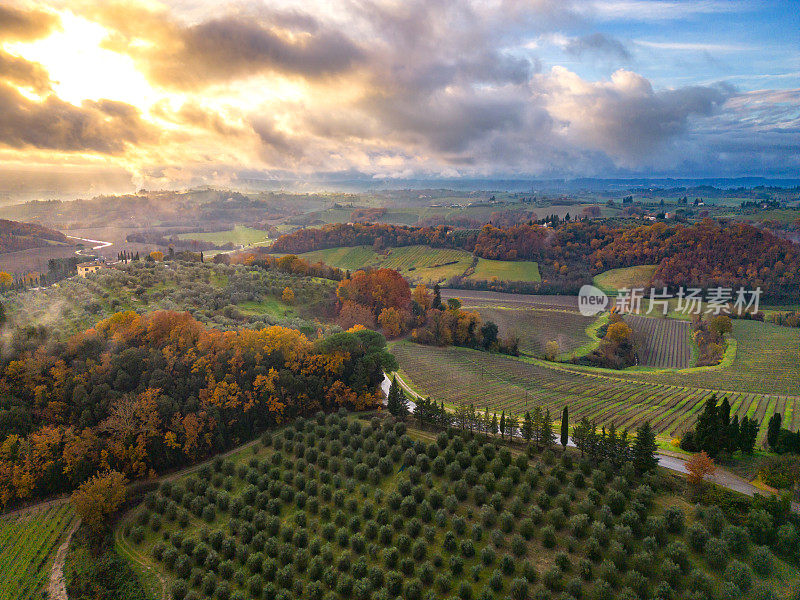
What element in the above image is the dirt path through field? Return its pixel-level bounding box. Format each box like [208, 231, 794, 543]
[47, 518, 80, 600]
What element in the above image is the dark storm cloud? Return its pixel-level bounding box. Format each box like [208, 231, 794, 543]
[565, 33, 631, 60]
[0, 51, 50, 92]
[0, 83, 154, 153]
[0, 4, 59, 41]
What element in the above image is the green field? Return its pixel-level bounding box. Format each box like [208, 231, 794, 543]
[467, 258, 541, 283]
[301, 245, 474, 284]
[593, 265, 658, 294]
[0, 503, 76, 600]
[119, 413, 798, 600]
[392, 340, 800, 445]
[177, 226, 273, 246]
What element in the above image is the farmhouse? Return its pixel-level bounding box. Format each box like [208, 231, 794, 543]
[77, 261, 105, 277]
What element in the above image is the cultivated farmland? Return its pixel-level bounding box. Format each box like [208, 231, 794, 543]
[462, 305, 594, 356]
[392, 342, 800, 444]
[626, 315, 692, 369]
[177, 226, 272, 246]
[615, 320, 800, 397]
[120, 413, 798, 600]
[0, 503, 76, 600]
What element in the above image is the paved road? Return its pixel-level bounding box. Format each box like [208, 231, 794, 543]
[383, 373, 799, 512]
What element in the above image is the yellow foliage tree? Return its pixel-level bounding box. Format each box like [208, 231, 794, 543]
[149, 250, 164, 261]
[0, 271, 11, 289]
[378, 307, 403, 338]
[70, 470, 127, 533]
[545, 340, 560, 361]
[282, 287, 295, 304]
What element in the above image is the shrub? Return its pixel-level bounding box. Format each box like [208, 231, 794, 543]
[724, 560, 753, 592]
[171, 580, 188, 600]
[511, 535, 526, 556]
[688, 522, 710, 551]
[722, 525, 749, 555]
[704, 537, 727, 570]
[510, 578, 528, 600]
[751, 545, 773, 576]
[541, 526, 557, 548]
[543, 566, 562, 591]
[664, 506, 684, 534]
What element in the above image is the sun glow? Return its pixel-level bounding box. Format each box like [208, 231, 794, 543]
[6, 11, 158, 109]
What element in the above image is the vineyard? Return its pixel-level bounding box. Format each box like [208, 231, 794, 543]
[392, 342, 800, 445]
[0, 503, 76, 600]
[615, 320, 800, 396]
[463, 305, 594, 356]
[626, 315, 692, 369]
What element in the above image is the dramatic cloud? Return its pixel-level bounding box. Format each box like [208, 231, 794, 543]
[0, 50, 50, 92]
[0, 4, 59, 41]
[84, 3, 363, 89]
[0, 83, 154, 152]
[0, 0, 796, 190]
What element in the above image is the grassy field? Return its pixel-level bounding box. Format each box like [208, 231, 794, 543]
[463, 305, 593, 356]
[177, 226, 272, 246]
[467, 258, 541, 283]
[301, 245, 474, 284]
[119, 414, 798, 600]
[593, 265, 658, 294]
[392, 341, 800, 445]
[0, 503, 76, 600]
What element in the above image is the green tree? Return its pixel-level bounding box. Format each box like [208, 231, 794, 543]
[632, 421, 658, 474]
[432, 284, 443, 310]
[560, 406, 569, 449]
[500, 412, 506, 441]
[522, 411, 534, 445]
[767, 413, 782, 449]
[506, 413, 518, 441]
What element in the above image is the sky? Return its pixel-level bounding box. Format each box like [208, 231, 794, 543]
[0, 0, 798, 195]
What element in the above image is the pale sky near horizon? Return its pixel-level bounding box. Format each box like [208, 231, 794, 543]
[0, 0, 798, 193]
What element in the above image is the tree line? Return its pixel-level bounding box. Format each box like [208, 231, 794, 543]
[679, 396, 759, 456]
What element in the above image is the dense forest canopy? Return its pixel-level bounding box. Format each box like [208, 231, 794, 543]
[0, 310, 395, 507]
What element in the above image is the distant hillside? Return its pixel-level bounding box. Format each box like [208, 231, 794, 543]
[0, 218, 70, 254]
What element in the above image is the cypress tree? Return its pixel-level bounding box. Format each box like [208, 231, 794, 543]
[500, 412, 506, 441]
[432, 284, 443, 310]
[767, 413, 782, 449]
[632, 422, 658, 474]
[560, 406, 569, 449]
[541, 409, 555, 448]
[728, 414, 740, 454]
[522, 411, 533, 445]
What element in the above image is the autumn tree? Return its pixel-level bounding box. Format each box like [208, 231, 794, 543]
[685, 451, 716, 489]
[149, 250, 164, 261]
[71, 470, 127, 537]
[545, 340, 559, 361]
[282, 287, 295, 304]
[378, 307, 403, 338]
